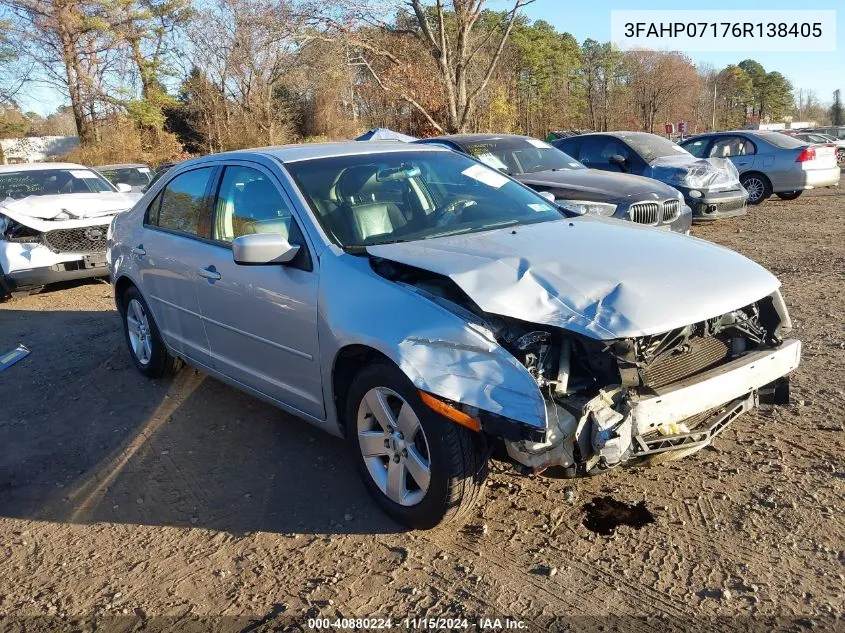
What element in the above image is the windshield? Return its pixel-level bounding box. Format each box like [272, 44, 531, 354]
[459, 139, 585, 175]
[0, 168, 116, 199]
[623, 134, 692, 162]
[285, 150, 564, 249]
[98, 166, 152, 187]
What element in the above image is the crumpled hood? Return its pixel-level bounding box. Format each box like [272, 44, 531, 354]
[0, 192, 141, 221]
[367, 218, 780, 340]
[515, 168, 679, 203]
[647, 155, 741, 192]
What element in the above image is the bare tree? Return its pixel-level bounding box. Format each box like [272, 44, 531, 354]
[0, 18, 32, 105]
[314, 0, 535, 133]
[179, 0, 302, 149]
[626, 49, 699, 133]
[3, 0, 121, 141]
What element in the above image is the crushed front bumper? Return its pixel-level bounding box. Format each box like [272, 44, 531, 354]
[506, 339, 801, 473]
[688, 189, 749, 221]
[1, 241, 109, 293]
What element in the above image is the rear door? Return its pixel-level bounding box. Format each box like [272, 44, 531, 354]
[191, 162, 324, 419]
[135, 166, 216, 366]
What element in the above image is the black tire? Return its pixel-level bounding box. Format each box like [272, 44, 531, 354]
[345, 361, 487, 529]
[837, 148, 845, 167]
[0, 263, 11, 302]
[740, 173, 772, 205]
[119, 285, 178, 378]
[776, 191, 803, 201]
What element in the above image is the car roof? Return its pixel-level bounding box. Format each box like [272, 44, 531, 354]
[95, 163, 150, 170]
[420, 134, 536, 144]
[0, 162, 88, 172]
[571, 131, 651, 139]
[186, 142, 450, 165]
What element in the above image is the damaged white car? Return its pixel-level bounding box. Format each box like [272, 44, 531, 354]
[108, 144, 800, 528]
[0, 163, 141, 297]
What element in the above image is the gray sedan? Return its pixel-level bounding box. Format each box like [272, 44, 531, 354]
[680, 130, 840, 204]
[108, 143, 800, 528]
[792, 132, 845, 167]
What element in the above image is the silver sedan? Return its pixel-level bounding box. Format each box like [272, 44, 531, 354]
[681, 130, 840, 204]
[108, 143, 800, 528]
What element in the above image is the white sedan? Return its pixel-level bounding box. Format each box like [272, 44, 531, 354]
[0, 162, 141, 297]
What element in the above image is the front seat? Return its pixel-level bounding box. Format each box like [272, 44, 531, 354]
[333, 165, 408, 243]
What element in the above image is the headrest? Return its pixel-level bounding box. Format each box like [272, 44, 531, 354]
[336, 165, 380, 202]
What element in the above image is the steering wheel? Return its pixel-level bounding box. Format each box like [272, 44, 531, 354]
[435, 198, 476, 227]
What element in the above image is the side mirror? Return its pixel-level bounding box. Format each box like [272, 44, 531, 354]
[232, 233, 300, 265]
[537, 191, 556, 203]
[116, 183, 133, 193]
[609, 154, 628, 170]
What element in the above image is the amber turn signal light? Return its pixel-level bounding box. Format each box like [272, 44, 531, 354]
[419, 391, 482, 432]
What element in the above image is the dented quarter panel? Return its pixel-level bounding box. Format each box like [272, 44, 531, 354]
[367, 217, 781, 340]
[317, 249, 547, 431]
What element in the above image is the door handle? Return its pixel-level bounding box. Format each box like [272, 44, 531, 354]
[131, 245, 146, 256]
[198, 266, 222, 281]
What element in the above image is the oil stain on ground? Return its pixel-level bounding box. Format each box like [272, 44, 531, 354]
[582, 496, 655, 535]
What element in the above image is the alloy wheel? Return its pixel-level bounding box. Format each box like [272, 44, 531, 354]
[743, 177, 765, 203]
[837, 148, 845, 167]
[126, 298, 153, 366]
[357, 387, 431, 507]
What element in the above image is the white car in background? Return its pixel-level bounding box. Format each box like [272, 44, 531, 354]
[0, 163, 141, 298]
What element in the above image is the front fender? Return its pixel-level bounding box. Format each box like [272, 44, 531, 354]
[318, 252, 546, 432]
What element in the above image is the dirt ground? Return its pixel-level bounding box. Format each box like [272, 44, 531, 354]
[1, 179, 843, 632]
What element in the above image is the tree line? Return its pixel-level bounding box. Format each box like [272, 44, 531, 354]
[0, 0, 841, 166]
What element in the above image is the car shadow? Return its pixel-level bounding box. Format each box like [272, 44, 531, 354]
[0, 306, 403, 536]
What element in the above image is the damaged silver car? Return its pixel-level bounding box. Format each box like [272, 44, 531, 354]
[108, 144, 801, 528]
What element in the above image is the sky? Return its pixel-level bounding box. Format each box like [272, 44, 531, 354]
[522, 0, 844, 104]
[15, 0, 845, 116]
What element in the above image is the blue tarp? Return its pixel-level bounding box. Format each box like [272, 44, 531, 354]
[355, 128, 417, 142]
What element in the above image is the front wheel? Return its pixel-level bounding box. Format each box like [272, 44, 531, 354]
[740, 173, 772, 205]
[345, 362, 487, 529]
[776, 191, 803, 201]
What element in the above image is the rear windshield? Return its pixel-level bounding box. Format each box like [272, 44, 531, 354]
[622, 133, 691, 162]
[458, 139, 585, 175]
[98, 167, 153, 187]
[754, 132, 807, 149]
[0, 168, 115, 199]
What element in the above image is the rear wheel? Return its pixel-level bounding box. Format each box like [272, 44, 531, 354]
[740, 173, 772, 205]
[837, 148, 845, 167]
[120, 285, 178, 378]
[776, 191, 803, 201]
[345, 362, 487, 529]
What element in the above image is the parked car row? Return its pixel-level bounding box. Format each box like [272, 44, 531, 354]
[103, 141, 800, 528]
[547, 128, 840, 206]
[0, 159, 179, 297]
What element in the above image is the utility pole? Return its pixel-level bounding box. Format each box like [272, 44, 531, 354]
[711, 80, 717, 130]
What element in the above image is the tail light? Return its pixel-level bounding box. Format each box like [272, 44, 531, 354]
[795, 147, 816, 162]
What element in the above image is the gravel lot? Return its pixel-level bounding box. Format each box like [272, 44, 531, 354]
[1, 179, 843, 632]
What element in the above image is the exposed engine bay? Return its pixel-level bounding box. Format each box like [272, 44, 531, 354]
[371, 256, 798, 477]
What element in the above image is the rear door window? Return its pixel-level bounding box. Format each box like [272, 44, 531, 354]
[154, 168, 215, 237]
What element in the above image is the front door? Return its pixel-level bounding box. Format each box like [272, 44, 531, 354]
[709, 136, 756, 173]
[192, 163, 324, 419]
